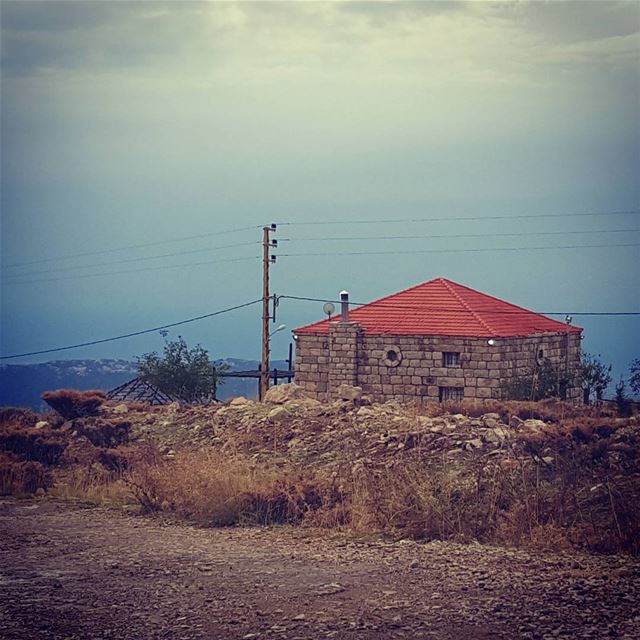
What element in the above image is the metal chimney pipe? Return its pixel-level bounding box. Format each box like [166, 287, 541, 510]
[340, 290, 349, 321]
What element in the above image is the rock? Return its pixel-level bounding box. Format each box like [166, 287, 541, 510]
[267, 406, 289, 422]
[264, 383, 306, 404]
[315, 582, 346, 596]
[509, 415, 524, 428]
[284, 397, 322, 411]
[335, 384, 363, 402]
[35, 487, 46, 497]
[485, 427, 509, 445]
[467, 438, 483, 449]
[112, 404, 129, 414]
[229, 396, 251, 406]
[34, 421, 49, 429]
[523, 419, 547, 434]
[356, 406, 378, 418]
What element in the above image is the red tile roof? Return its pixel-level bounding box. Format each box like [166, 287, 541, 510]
[295, 278, 583, 338]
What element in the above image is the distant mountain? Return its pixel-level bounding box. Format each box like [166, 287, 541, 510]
[0, 358, 292, 410]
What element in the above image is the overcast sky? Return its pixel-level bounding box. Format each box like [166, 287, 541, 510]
[1, 1, 638, 383]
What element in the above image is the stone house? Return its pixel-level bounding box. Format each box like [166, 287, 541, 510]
[293, 278, 582, 403]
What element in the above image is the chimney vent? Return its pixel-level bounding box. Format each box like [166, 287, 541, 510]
[340, 290, 349, 321]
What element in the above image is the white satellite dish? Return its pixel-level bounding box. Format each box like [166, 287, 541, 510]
[323, 302, 336, 318]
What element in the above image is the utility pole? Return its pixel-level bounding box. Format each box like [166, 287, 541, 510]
[261, 224, 277, 400]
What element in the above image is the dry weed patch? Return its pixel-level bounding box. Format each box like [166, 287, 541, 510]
[0, 451, 52, 495]
[42, 389, 107, 420]
[126, 450, 335, 527]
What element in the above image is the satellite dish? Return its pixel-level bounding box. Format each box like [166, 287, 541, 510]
[323, 302, 336, 318]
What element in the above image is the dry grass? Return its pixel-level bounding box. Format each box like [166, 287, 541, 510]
[0, 451, 52, 495]
[415, 399, 616, 423]
[49, 465, 134, 506]
[126, 449, 334, 527]
[116, 441, 639, 554]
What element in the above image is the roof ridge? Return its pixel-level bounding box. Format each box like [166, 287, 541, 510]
[440, 278, 496, 335]
[349, 276, 442, 312]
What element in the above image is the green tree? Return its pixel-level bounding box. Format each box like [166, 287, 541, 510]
[615, 378, 632, 417]
[579, 353, 612, 404]
[500, 358, 575, 401]
[630, 359, 640, 397]
[136, 337, 226, 403]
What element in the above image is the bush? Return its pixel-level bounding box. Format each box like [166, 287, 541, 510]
[127, 450, 334, 526]
[72, 419, 131, 448]
[0, 425, 67, 466]
[42, 389, 107, 420]
[0, 407, 40, 430]
[500, 358, 575, 401]
[0, 452, 52, 495]
[136, 337, 226, 403]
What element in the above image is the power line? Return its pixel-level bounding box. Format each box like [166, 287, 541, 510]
[286, 228, 639, 242]
[2, 256, 261, 286]
[2, 241, 260, 280]
[0, 299, 263, 360]
[1, 223, 263, 270]
[276, 209, 640, 227]
[280, 295, 640, 317]
[280, 242, 640, 258]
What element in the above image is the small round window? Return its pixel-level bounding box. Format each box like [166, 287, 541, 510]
[382, 344, 402, 368]
[536, 347, 545, 365]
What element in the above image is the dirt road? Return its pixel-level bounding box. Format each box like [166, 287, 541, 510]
[0, 499, 638, 640]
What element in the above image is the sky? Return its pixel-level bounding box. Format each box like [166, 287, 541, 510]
[1, 0, 639, 386]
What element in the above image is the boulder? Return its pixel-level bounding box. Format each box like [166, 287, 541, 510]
[230, 396, 251, 406]
[267, 406, 290, 422]
[112, 404, 129, 414]
[264, 383, 306, 404]
[356, 406, 378, 419]
[335, 384, 363, 402]
[523, 419, 547, 433]
[283, 398, 322, 412]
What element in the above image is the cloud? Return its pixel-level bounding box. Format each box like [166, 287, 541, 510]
[2, 0, 638, 81]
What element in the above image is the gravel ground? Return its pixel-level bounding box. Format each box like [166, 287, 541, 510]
[0, 498, 638, 640]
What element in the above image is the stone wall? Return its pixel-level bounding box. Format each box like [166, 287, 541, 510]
[294, 323, 582, 403]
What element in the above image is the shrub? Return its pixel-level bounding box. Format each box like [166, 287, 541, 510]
[500, 358, 575, 401]
[0, 425, 67, 466]
[615, 379, 632, 417]
[42, 389, 107, 420]
[0, 452, 52, 495]
[126, 450, 335, 526]
[136, 337, 227, 403]
[0, 407, 39, 430]
[72, 419, 131, 448]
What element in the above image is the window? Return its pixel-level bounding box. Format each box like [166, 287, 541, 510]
[439, 386, 464, 402]
[443, 352, 461, 367]
[382, 344, 402, 368]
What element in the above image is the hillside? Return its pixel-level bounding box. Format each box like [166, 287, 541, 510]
[1, 385, 638, 554]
